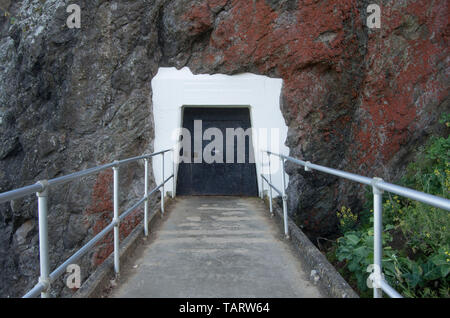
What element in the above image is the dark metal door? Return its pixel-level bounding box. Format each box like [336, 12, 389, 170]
[177, 108, 258, 196]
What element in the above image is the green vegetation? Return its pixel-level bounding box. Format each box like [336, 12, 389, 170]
[327, 114, 450, 298]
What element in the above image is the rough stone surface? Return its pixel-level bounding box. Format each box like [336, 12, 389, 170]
[0, 0, 448, 297]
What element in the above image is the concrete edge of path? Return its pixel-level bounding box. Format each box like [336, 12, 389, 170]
[73, 197, 173, 298]
[264, 196, 359, 298]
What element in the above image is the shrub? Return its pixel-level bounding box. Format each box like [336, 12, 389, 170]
[335, 227, 394, 293]
[331, 113, 449, 298]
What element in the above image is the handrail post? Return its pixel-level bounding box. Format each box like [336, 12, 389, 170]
[268, 152, 273, 216]
[36, 180, 50, 298]
[372, 177, 384, 298]
[161, 153, 165, 215]
[113, 163, 120, 275]
[172, 149, 176, 199]
[144, 159, 149, 237]
[280, 157, 289, 239]
[260, 151, 264, 199]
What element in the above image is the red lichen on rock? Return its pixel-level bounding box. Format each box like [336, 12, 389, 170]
[91, 208, 144, 266]
[85, 170, 113, 215]
[183, 0, 447, 171]
[182, 1, 213, 35]
[352, 0, 448, 169]
[204, 0, 355, 75]
[84, 170, 146, 266]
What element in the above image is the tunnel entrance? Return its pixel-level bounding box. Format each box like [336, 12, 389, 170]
[176, 107, 258, 196]
[151, 67, 289, 198]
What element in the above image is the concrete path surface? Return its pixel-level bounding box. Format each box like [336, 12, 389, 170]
[109, 196, 324, 298]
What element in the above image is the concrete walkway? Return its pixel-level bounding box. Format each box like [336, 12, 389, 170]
[109, 196, 324, 298]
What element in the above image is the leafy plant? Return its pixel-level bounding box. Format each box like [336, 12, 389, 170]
[335, 228, 394, 293]
[386, 248, 450, 298]
[330, 113, 450, 298]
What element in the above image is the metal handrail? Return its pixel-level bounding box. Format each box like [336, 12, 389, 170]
[0, 148, 176, 298]
[267, 151, 450, 211]
[0, 150, 173, 204]
[260, 150, 450, 298]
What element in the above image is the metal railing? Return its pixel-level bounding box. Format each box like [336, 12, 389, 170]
[0, 148, 176, 298]
[260, 150, 450, 298]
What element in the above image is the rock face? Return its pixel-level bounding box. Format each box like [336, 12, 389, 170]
[0, 0, 448, 297]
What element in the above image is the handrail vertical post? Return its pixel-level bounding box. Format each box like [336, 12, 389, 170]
[172, 149, 176, 198]
[161, 153, 165, 215]
[37, 181, 50, 298]
[144, 159, 149, 237]
[372, 177, 384, 298]
[260, 151, 264, 199]
[268, 153, 273, 215]
[280, 157, 289, 239]
[113, 163, 120, 275]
